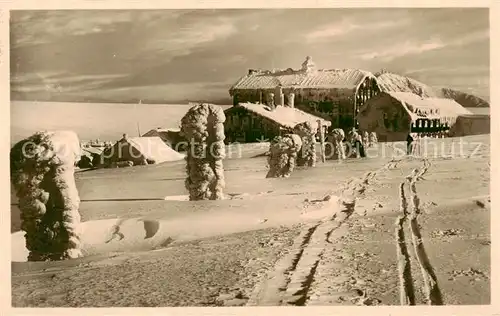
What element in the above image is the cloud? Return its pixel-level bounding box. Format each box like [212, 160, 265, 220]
[356, 28, 488, 62]
[248, 24, 260, 31]
[9, 9, 490, 103]
[225, 55, 248, 64]
[305, 18, 409, 42]
[10, 71, 63, 83]
[143, 21, 237, 55]
[306, 19, 359, 40]
[403, 66, 448, 75]
[11, 74, 130, 93]
[10, 10, 184, 48]
[447, 29, 489, 47]
[404, 65, 489, 76]
[358, 39, 446, 61]
[92, 81, 233, 103]
[11, 11, 129, 47]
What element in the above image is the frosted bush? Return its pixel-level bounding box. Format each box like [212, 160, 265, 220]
[293, 121, 317, 167]
[10, 131, 83, 261]
[362, 131, 370, 147]
[181, 103, 226, 201]
[266, 134, 302, 178]
[348, 129, 359, 144]
[331, 128, 346, 160]
[369, 132, 378, 146]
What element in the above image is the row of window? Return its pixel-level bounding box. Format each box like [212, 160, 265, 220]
[412, 119, 448, 129]
[411, 119, 449, 132]
[381, 114, 450, 132]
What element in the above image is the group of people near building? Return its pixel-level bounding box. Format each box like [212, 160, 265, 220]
[346, 128, 378, 158]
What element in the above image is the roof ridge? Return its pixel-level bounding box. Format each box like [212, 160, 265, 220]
[248, 67, 368, 74]
[230, 68, 373, 91]
[234, 102, 330, 127]
[285, 104, 329, 121]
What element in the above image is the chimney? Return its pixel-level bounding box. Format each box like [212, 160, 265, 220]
[301, 56, 316, 74]
[248, 69, 256, 75]
[275, 85, 284, 107]
[266, 92, 275, 110]
[288, 92, 295, 108]
[122, 133, 128, 139]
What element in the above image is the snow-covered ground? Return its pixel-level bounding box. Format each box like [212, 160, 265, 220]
[11, 135, 490, 306]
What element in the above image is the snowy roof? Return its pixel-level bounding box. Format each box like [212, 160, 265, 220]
[386, 91, 472, 123]
[229, 103, 331, 129]
[142, 128, 183, 145]
[143, 127, 180, 135]
[127, 136, 184, 163]
[81, 146, 103, 156]
[231, 69, 373, 91]
[456, 113, 490, 118]
[230, 57, 374, 92]
[376, 72, 439, 97]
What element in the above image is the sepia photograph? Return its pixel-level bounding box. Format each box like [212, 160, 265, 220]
[8, 7, 491, 308]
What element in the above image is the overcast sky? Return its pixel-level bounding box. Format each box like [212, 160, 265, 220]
[10, 8, 490, 103]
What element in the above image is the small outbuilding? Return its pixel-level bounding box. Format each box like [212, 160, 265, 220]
[448, 114, 490, 137]
[356, 91, 472, 142]
[224, 102, 331, 143]
[99, 134, 185, 167]
[142, 127, 187, 152]
[78, 146, 103, 168]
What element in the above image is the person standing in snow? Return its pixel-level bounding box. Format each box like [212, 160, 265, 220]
[406, 133, 414, 155]
[355, 132, 366, 158]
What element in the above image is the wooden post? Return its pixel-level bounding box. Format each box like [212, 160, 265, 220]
[318, 120, 326, 163]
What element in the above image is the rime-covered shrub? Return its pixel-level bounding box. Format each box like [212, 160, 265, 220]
[369, 132, 378, 146]
[10, 131, 83, 261]
[293, 121, 317, 167]
[362, 131, 369, 147]
[348, 129, 359, 144]
[331, 128, 346, 160]
[181, 103, 226, 201]
[266, 134, 302, 178]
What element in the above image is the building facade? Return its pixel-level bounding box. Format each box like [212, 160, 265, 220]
[224, 102, 331, 143]
[448, 114, 490, 137]
[228, 56, 380, 131]
[356, 91, 472, 142]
